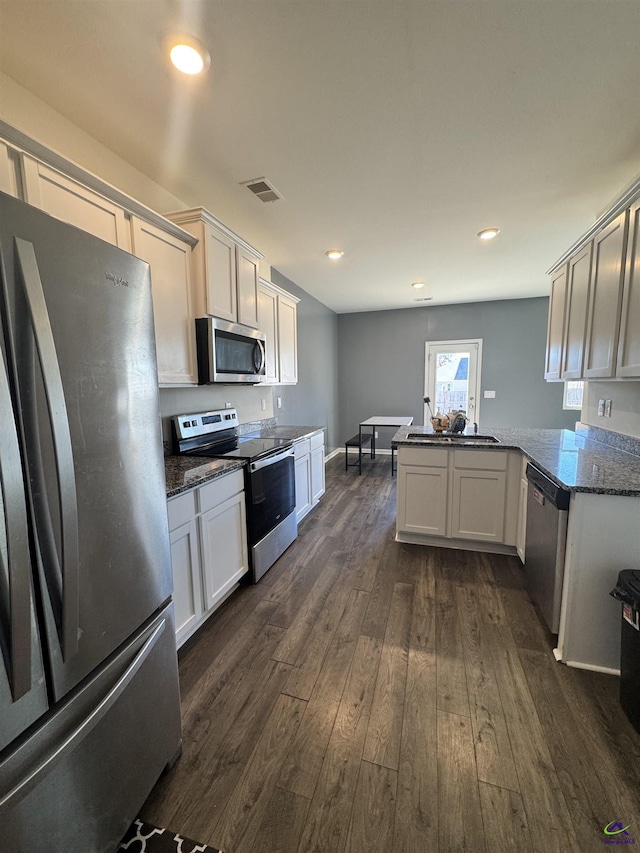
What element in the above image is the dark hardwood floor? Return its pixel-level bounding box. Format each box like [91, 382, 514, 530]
[142, 455, 640, 852]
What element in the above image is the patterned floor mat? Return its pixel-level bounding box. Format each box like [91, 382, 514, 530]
[118, 819, 223, 853]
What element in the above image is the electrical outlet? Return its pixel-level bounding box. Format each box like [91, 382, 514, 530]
[484, 390, 496, 399]
[375, 431, 379, 439]
[597, 399, 605, 416]
[604, 399, 612, 417]
[261, 398, 266, 411]
[277, 396, 282, 409]
[225, 402, 232, 409]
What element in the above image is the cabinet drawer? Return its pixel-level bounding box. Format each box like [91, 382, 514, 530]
[294, 438, 311, 459]
[397, 446, 448, 467]
[453, 449, 507, 471]
[309, 431, 324, 451]
[167, 491, 196, 531]
[197, 469, 245, 513]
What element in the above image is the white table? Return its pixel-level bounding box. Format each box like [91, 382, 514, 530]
[358, 416, 414, 475]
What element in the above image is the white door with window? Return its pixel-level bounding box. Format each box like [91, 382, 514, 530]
[424, 339, 482, 427]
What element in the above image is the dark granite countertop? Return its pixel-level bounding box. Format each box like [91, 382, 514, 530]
[165, 456, 245, 499]
[392, 425, 640, 496]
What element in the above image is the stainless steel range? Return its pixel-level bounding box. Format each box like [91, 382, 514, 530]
[172, 409, 297, 582]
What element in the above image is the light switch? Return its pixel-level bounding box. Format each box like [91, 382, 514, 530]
[597, 399, 605, 416]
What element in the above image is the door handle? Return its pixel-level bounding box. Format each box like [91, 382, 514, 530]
[15, 238, 79, 661]
[0, 350, 32, 700]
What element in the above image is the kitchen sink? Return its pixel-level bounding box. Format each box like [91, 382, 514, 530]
[406, 433, 500, 445]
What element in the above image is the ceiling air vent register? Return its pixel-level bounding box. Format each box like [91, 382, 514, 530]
[241, 177, 283, 203]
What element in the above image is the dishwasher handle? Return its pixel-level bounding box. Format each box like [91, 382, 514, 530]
[525, 463, 571, 511]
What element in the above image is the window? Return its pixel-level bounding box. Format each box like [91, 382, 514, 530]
[563, 381, 584, 410]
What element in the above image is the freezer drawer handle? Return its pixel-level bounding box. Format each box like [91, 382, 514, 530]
[14, 237, 79, 662]
[0, 352, 32, 700]
[0, 617, 166, 813]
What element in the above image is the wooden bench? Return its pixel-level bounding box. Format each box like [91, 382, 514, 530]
[345, 432, 375, 470]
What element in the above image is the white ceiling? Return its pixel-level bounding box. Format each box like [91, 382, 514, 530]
[1, 0, 639, 313]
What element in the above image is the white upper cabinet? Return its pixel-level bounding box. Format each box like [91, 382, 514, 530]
[258, 280, 280, 383]
[257, 278, 299, 385]
[560, 243, 592, 380]
[544, 264, 568, 381]
[0, 123, 199, 387]
[131, 217, 197, 386]
[546, 178, 640, 381]
[165, 207, 262, 330]
[203, 225, 237, 322]
[278, 291, 299, 384]
[583, 210, 627, 379]
[21, 156, 132, 251]
[617, 197, 640, 377]
[236, 245, 260, 329]
[0, 140, 21, 197]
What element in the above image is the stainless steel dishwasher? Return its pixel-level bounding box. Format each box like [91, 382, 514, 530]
[524, 463, 571, 633]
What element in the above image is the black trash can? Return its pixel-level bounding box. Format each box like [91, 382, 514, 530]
[610, 570, 640, 733]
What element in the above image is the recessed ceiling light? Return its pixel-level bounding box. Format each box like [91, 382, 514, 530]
[411, 281, 425, 289]
[325, 249, 344, 260]
[477, 228, 500, 240]
[166, 34, 210, 75]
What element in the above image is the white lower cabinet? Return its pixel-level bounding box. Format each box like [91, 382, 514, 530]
[199, 492, 248, 610]
[294, 439, 313, 522]
[310, 437, 326, 504]
[167, 469, 248, 648]
[294, 431, 325, 522]
[396, 446, 519, 551]
[516, 458, 529, 563]
[396, 448, 449, 536]
[170, 518, 203, 647]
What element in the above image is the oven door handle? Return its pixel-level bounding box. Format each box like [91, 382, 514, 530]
[250, 447, 294, 473]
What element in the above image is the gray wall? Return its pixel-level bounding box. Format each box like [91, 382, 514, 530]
[270, 268, 340, 451]
[337, 297, 577, 447]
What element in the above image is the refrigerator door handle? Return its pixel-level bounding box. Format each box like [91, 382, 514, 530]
[0, 352, 32, 700]
[0, 616, 167, 812]
[14, 237, 79, 661]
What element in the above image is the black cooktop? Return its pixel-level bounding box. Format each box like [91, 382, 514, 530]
[218, 436, 293, 461]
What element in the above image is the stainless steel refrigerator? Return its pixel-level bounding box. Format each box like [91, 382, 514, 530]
[0, 191, 181, 852]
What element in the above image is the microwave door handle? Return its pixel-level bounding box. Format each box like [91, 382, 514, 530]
[254, 339, 265, 374]
[15, 238, 79, 661]
[0, 351, 32, 700]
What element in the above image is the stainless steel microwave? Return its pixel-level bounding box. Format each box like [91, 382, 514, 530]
[195, 317, 266, 384]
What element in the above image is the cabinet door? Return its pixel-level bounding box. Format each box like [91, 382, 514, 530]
[0, 141, 20, 197]
[561, 243, 592, 379]
[295, 452, 313, 522]
[278, 293, 298, 384]
[21, 156, 131, 250]
[310, 443, 325, 504]
[583, 211, 627, 378]
[170, 520, 203, 648]
[258, 282, 279, 383]
[236, 246, 260, 329]
[199, 493, 249, 611]
[544, 265, 568, 380]
[450, 469, 506, 542]
[397, 465, 448, 536]
[131, 217, 197, 385]
[516, 477, 528, 563]
[205, 224, 237, 322]
[617, 198, 640, 377]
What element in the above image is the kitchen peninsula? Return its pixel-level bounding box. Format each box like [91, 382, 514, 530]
[393, 424, 640, 675]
